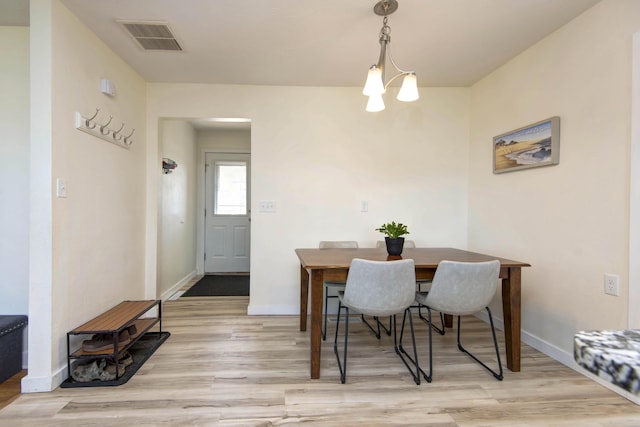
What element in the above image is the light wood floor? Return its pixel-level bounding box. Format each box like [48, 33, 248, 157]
[1, 296, 639, 426]
[0, 370, 26, 410]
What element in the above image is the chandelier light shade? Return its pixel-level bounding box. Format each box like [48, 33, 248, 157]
[363, 66, 385, 96]
[363, 0, 419, 112]
[366, 93, 386, 112]
[397, 73, 419, 102]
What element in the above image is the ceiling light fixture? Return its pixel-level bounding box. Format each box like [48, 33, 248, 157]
[363, 0, 419, 112]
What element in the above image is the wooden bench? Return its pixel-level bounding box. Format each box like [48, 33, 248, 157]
[574, 329, 640, 405]
[63, 300, 166, 387]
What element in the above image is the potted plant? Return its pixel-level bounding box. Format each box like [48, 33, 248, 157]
[375, 221, 410, 256]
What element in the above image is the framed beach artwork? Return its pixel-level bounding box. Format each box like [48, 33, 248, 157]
[493, 116, 560, 174]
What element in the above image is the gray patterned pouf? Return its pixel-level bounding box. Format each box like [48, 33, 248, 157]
[574, 329, 640, 400]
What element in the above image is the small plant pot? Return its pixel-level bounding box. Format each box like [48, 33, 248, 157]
[385, 237, 405, 256]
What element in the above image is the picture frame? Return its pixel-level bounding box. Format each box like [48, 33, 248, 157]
[493, 116, 560, 174]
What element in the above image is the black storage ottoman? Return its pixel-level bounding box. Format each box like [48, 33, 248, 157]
[0, 315, 28, 384]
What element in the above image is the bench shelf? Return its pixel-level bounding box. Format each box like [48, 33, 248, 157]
[62, 300, 167, 387]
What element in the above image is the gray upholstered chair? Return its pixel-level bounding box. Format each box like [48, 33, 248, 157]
[319, 241, 359, 341]
[376, 240, 444, 335]
[405, 260, 503, 382]
[334, 258, 421, 384]
[371, 240, 418, 336]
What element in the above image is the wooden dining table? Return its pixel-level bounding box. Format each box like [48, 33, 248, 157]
[295, 247, 531, 379]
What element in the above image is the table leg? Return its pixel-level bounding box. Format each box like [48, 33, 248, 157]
[444, 314, 453, 328]
[502, 267, 522, 372]
[310, 269, 324, 379]
[300, 265, 309, 331]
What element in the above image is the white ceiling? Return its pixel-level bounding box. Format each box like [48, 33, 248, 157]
[3, 0, 600, 87]
[2, 0, 600, 129]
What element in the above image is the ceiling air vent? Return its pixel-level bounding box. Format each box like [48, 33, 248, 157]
[118, 20, 183, 51]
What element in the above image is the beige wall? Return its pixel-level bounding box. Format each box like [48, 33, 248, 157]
[469, 0, 639, 363]
[0, 26, 29, 315]
[25, 0, 147, 391]
[146, 85, 471, 314]
[198, 129, 251, 153]
[158, 119, 198, 298]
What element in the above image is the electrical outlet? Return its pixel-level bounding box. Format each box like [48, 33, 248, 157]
[604, 273, 620, 296]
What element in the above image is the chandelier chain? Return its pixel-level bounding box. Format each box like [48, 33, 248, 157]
[379, 17, 391, 43]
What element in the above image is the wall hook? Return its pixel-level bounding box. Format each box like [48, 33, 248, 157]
[123, 128, 135, 146]
[112, 122, 125, 140]
[85, 108, 100, 129]
[100, 116, 113, 135]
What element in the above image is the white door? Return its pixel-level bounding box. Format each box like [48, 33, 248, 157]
[204, 153, 251, 273]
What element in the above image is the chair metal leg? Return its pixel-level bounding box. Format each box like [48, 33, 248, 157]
[456, 307, 503, 380]
[333, 302, 349, 384]
[376, 316, 392, 336]
[323, 287, 341, 341]
[401, 306, 433, 383]
[415, 283, 443, 335]
[417, 304, 445, 336]
[322, 285, 329, 341]
[425, 308, 433, 382]
[395, 309, 421, 385]
[361, 314, 381, 339]
[361, 314, 392, 339]
[336, 307, 422, 385]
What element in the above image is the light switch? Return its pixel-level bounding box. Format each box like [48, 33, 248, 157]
[259, 200, 276, 213]
[360, 201, 368, 212]
[56, 178, 67, 198]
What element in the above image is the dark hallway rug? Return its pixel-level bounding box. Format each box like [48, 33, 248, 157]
[182, 275, 250, 297]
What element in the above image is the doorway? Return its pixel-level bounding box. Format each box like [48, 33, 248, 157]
[204, 152, 251, 273]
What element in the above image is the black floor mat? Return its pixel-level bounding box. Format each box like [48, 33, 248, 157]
[181, 275, 249, 297]
[60, 331, 170, 388]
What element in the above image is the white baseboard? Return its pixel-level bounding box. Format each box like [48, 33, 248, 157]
[21, 364, 65, 393]
[160, 269, 197, 302]
[474, 311, 639, 405]
[167, 290, 184, 300]
[474, 310, 574, 363]
[574, 366, 640, 405]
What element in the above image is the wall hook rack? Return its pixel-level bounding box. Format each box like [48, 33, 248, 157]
[75, 109, 134, 149]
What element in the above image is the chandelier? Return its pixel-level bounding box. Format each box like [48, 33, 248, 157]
[363, 0, 419, 112]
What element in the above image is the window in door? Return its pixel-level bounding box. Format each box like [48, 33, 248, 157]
[214, 161, 247, 215]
